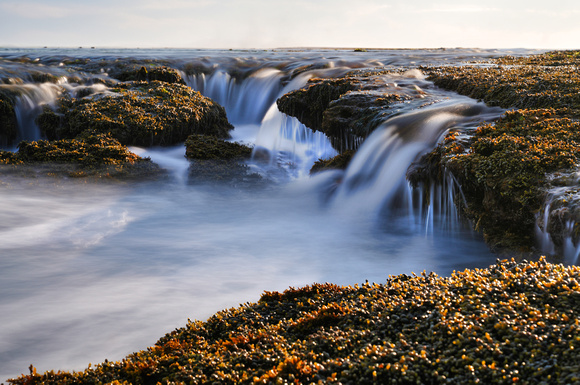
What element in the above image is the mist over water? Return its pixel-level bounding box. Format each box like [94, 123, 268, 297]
[0, 48, 533, 381]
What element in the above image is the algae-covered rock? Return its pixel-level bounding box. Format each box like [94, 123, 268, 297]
[424, 109, 580, 250]
[184, 135, 260, 186]
[310, 150, 355, 174]
[411, 50, 580, 253]
[116, 65, 186, 84]
[277, 77, 359, 132]
[184, 134, 253, 160]
[0, 92, 18, 146]
[39, 81, 233, 146]
[0, 132, 161, 179]
[9, 259, 580, 384]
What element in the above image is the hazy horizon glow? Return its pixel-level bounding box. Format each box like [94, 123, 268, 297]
[1, 0, 578, 50]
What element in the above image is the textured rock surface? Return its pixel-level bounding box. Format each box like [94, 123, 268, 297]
[9, 259, 580, 384]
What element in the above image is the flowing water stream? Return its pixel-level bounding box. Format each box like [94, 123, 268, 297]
[0, 48, 539, 381]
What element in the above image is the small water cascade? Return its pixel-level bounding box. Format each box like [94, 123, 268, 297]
[323, 101, 503, 231]
[535, 183, 580, 265]
[6, 82, 63, 143]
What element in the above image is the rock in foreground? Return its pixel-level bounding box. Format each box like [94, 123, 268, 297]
[9, 259, 580, 384]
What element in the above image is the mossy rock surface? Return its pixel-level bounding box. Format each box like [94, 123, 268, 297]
[39, 81, 233, 147]
[0, 133, 161, 179]
[10, 259, 580, 384]
[116, 66, 186, 84]
[310, 150, 355, 174]
[276, 77, 359, 132]
[424, 52, 580, 115]
[277, 75, 414, 152]
[185, 134, 253, 160]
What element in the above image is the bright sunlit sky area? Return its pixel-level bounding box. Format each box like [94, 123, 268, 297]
[0, 0, 578, 49]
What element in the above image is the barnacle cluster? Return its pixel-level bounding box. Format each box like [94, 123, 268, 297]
[9, 258, 580, 384]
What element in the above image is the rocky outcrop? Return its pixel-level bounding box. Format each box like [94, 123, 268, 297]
[277, 74, 415, 153]
[412, 51, 580, 253]
[37, 81, 233, 146]
[10, 259, 580, 385]
[0, 132, 161, 179]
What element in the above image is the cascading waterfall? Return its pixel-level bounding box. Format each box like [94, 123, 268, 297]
[320, 101, 504, 235]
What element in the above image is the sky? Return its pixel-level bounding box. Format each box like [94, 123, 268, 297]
[0, 0, 578, 49]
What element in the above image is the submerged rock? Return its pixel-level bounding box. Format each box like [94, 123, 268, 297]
[9, 259, 580, 384]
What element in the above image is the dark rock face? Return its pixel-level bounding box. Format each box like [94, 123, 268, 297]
[116, 66, 186, 85]
[310, 150, 355, 174]
[277, 75, 411, 153]
[185, 134, 252, 160]
[0, 92, 18, 146]
[37, 81, 234, 147]
[276, 77, 359, 133]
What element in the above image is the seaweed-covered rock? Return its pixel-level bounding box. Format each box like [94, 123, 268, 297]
[185, 134, 253, 160]
[277, 77, 359, 132]
[40, 81, 233, 146]
[421, 109, 580, 251]
[184, 135, 259, 186]
[116, 65, 186, 84]
[9, 259, 580, 384]
[277, 73, 421, 152]
[310, 150, 355, 174]
[0, 133, 161, 179]
[322, 92, 404, 152]
[413, 51, 580, 253]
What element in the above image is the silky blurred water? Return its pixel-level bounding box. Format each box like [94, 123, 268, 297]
[0, 48, 541, 381]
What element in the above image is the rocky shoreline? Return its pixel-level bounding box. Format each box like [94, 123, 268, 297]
[2, 50, 580, 384]
[8, 258, 580, 384]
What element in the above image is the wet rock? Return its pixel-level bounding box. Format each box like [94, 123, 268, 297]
[0, 91, 18, 146]
[310, 150, 355, 174]
[276, 77, 359, 133]
[185, 134, 252, 160]
[10, 258, 580, 384]
[0, 132, 162, 179]
[412, 51, 580, 253]
[116, 65, 186, 84]
[38, 81, 234, 146]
